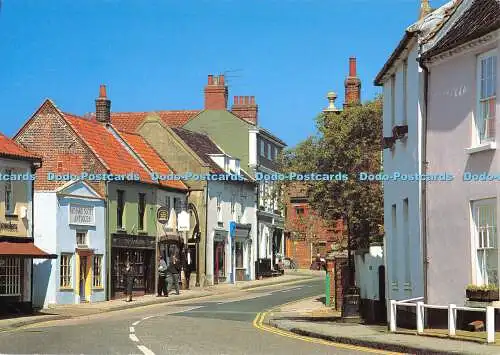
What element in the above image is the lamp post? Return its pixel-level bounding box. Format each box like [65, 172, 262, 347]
[187, 203, 201, 287]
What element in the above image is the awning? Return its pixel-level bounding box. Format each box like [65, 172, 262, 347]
[0, 241, 57, 259]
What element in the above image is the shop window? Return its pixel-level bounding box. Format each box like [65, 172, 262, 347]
[93, 255, 103, 288]
[0, 257, 21, 296]
[138, 193, 146, 231]
[117, 190, 125, 229]
[60, 254, 72, 288]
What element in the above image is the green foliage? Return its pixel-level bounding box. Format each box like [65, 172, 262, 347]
[280, 96, 384, 250]
[466, 284, 499, 291]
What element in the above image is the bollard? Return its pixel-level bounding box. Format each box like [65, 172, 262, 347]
[416, 301, 424, 334]
[448, 304, 456, 336]
[486, 306, 495, 344]
[325, 272, 331, 306]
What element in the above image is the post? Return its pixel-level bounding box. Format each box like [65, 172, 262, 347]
[232, 240, 236, 285]
[389, 300, 397, 332]
[486, 306, 495, 344]
[195, 237, 200, 287]
[416, 301, 424, 334]
[325, 272, 331, 306]
[448, 304, 456, 336]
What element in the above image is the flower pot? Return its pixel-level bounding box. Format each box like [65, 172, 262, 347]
[466, 289, 499, 302]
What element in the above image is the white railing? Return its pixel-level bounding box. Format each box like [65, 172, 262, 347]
[390, 299, 495, 343]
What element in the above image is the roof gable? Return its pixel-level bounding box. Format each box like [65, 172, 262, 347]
[56, 180, 103, 199]
[110, 110, 201, 132]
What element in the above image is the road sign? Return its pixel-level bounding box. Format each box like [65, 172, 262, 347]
[156, 207, 169, 225]
[229, 221, 236, 238]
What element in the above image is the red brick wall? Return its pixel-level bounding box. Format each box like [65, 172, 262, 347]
[14, 100, 106, 195]
[204, 75, 228, 110]
[231, 96, 258, 125]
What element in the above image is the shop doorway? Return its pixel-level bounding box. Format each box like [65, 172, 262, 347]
[214, 242, 225, 284]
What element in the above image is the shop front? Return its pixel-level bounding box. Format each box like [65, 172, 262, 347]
[213, 229, 227, 284]
[233, 223, 252, 281]
[110, 234, 155, 299]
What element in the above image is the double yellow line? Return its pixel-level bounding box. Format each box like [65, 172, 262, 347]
[252, 300, 402, 354]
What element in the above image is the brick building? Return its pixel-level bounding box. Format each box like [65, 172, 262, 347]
[284, 57, 362, 268]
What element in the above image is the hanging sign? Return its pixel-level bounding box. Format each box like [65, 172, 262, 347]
[177, 211, 190, 231]
[156, 207, 169, 225]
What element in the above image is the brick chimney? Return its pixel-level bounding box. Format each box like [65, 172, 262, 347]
[343, 57, 361, 109]
[204, 74, 228, 110]
[95, 84, 111, 123]
[231, 96, 258, 125]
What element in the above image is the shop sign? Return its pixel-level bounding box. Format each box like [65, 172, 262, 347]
[177, 211, 190, 231]
[0, 221, 17, 232]
[69, 204, 95, 226]
[157, 207, 169, 225]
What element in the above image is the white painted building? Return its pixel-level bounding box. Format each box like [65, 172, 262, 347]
[33, 180, 106, 307]
[206, 153, 257, 285]
[374, 1, 457, 304]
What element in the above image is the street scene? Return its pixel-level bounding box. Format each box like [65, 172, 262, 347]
[1, 0, 500, 354]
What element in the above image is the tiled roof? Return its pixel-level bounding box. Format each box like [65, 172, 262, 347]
[171, 128, 225, 173]
[117, 131, 188, 190]
[0, 240, 55, 258]
[423, 0, 500, 59]
[63, 114, 156, 184]
[0, 132, 41, 161]
[110, 111, 201, 132]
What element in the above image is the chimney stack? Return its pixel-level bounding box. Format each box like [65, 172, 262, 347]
[231, 96, 258, 125]
[95, 84, 111, 123]
[344, 57, 361, 109]
[204, 74, 228, 110]
[419, 0, 432, 20]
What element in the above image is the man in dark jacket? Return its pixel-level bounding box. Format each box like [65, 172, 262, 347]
[166, 256, 180, 295]
[157, 255, 168, 297]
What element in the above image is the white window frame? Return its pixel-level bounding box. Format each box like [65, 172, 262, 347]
[391, 204, 398, 290]
[402, 60, 408, 125]
[60, 254, 73, 289]
[390, 75, 396, 128]
[260, 140, 265, 157]
[403, 198, 411, 290]
[0, 257, 21, 296]
[475, 50, 497, 145]
[76, 231, 88, 247]
[92, 255, 103, 288]
[216, 193, 223, 222]
[4, 169, 13, 214]
[267, 143, 272, 160]
[471, 198, 498, 286]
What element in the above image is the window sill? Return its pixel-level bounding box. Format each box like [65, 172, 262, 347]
[138, 231, 148, 235]
[116, 228, 127, 233]
[465, 141, 496, 154]
[59, 288, 74, 292]
[92, 287, 104, 291]
[5, 214, 18, 218]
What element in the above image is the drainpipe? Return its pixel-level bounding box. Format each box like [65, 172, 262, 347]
[30, 164, 36, 311]
[204, 183, 209, 286]
[417, 43, 429, 304]
[105, 181, 110, 300]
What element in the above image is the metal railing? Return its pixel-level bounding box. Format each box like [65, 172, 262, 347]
[390, 298, 495, 343]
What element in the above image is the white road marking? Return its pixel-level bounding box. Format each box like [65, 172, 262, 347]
[129, 334, 139, 342]
[132, 320, 140, 326]
[137, 345, 156, 355]
[129, 326, 135, 333]
[170, 305, 205, 314]
[280, 287, 302, 293]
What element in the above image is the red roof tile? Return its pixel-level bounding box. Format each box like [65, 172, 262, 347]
[110, 111, 201, 132]
[63, 114, 156, 184]
[117, 131, 188, 190]
[0, 241, 56, 258]
[0, 132, 41, 161]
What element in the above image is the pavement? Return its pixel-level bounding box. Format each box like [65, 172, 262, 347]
[0, 270, 321, 332]
[0, 278, 379, 355]
[264, 295, 500, 355]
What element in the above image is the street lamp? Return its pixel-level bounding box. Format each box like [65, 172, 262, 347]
[187, 203, 201, 287]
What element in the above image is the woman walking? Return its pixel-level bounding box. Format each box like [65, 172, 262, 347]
[123, 262, 134, 302]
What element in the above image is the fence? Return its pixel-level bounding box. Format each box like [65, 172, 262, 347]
[390, 297, 495, 343]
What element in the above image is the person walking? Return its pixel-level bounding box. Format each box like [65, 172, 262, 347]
[123, 262, 134, 302]
[157, 255, 168, 297]
[183, 249, 192, 290]
[166, 255, 180, 295]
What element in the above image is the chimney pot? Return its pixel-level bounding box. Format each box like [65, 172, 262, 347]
[349, 57, 357, 77]
[204, 73, 228, 109]
[99, 85, 107, 98]
[234, 96, 238, 105]
[208, 75, 214, 85]
[250, 96, 255, 104]
[219, 75, 225, 85]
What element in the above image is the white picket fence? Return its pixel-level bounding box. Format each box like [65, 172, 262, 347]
[390, 297, 495, 343]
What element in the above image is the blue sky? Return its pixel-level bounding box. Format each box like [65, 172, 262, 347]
[0, 0, 449, 147]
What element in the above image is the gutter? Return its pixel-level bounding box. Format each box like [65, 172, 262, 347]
[417, 42, 430, 304]
[204, 183, 209, 286]
[105, 181, 110, 301]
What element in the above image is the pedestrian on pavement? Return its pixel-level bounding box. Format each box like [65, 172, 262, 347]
[166, 255, 180, 295]
[157, 255, 168, 297]
[183, 249, 191, 290]
[123, 262, 134, 302]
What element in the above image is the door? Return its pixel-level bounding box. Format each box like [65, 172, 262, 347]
[80, 256, 87, 302]
[214, 242, 225, 284]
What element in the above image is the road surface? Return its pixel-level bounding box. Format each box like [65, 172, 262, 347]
[0, 279, 384, 354]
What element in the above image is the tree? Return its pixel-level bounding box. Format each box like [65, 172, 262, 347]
[280, 96, 384, 258]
